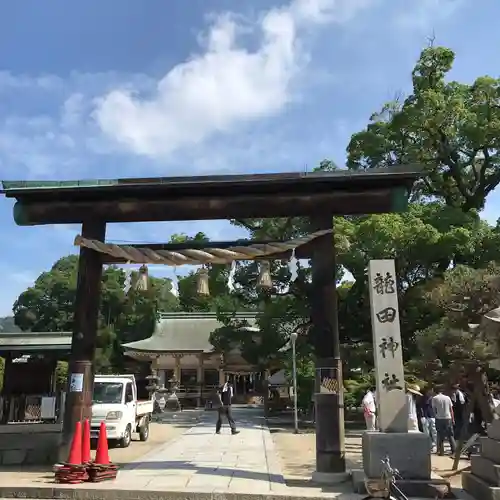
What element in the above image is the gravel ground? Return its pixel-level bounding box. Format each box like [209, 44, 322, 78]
[270, 427, 362, 479]
[270, 426, 469, 489]
[0, 413, 201, 483]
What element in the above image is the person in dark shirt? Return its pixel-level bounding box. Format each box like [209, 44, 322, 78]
[215, 377, 239, 435]
[450, 384, 467, 439]
[418, 388, 437, 451]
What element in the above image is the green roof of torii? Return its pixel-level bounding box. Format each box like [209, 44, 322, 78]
[0, 166, 421, 194]
[0, 166, 423, 225]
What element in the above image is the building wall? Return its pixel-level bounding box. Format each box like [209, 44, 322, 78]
[0, 423, 61, 465]
[155, 353, 220, 369]
[154, 352, 252, 370]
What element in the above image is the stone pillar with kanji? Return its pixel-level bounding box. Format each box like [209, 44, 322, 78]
[360, 259, 431, 485]
[368, 259, 407, 433]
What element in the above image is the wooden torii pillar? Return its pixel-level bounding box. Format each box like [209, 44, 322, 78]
[310, 215, 345, 476]
[59, 220, 106, 460]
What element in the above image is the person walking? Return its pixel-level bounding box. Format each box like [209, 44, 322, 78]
[362, 387, 377, 431]
[450, 384, 467, 439]
[432, 386, 456, 456]
[215, 377, 239, 435]
[419, 387, 437, 451]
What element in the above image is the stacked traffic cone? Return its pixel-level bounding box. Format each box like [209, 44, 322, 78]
[82, 419, 92, 465]
[87, 421, 118, 482]
[54, 421, 89, 484]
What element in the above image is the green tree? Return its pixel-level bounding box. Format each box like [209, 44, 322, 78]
[12, 255, 179, 371]
[336, 202, 497, 354]
[347, 46, 500, 212]
[220, 200, 500, 375]
[212, 172, 342, 371]
[167, 231, 241, 313]
[177, 264, 242, 313]
[283, 351, 315, 412]
[407, 263, 500, 387]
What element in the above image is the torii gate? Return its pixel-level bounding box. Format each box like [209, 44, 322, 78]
[0, 166, 420, 479]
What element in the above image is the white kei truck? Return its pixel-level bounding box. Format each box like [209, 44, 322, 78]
[91, 374, 154, 448]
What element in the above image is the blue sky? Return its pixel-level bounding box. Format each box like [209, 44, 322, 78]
[1, 0, 499, 316]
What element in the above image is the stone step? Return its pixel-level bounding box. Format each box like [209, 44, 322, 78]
[463, 471, 500, 500]
[471, 454, 500, 486]
[488, 420, 500, 441]
[481, 437, 500, 464]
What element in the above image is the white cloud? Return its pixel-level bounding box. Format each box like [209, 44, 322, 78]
[0, 0, 466, 181]
[93, 0, 375, 159]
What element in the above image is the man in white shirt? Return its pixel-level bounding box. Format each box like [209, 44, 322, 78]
[432, 386, 456, 456]
[362, 388, 377, 431]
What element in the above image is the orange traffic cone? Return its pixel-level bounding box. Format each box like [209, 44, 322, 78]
[67, 421, 83, 465]
[82, 419, 91, 464]
[87, 421, 118, 482]
[94, 421, 110, 465]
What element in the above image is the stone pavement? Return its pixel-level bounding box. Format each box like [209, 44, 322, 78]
[112, 406, 289, 494]
[0, 407, 458, 499]
[0, 406, 365, 499]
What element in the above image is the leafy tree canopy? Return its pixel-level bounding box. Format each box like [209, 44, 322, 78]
[347, 46, 500, 212]
[12, 255, 179, 371]
[408, 263, 500, 389]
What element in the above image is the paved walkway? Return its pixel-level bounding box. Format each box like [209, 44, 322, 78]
[112, 407, 288, 494]
[0, 407, 366, 499]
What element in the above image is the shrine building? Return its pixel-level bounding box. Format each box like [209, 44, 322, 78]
[122, 311, 264, 406]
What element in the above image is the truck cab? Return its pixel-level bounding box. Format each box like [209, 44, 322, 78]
[91, 374, 153, 448]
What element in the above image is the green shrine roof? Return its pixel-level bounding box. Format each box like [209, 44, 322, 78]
[0, 313, 258, 355]
[122, 312, 257, 354]
[0, 331, 72, 353]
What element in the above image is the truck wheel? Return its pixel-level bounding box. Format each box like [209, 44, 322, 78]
[119, 424, 132, 448]
[139, 417, 150, 442]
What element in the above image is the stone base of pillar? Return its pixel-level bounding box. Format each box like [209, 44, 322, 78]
[362, 431, 431, 480]
[311, 471, 349, 485]
[315, 391, 345, 473]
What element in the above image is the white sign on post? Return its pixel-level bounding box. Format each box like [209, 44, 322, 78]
[69, 373, 84, 393]
[368, 259, 407, 433]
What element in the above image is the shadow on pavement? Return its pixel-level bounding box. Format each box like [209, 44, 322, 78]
[118, 459, 284, 484]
